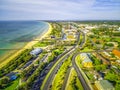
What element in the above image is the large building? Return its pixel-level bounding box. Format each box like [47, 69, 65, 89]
[80, 53, 93, 68]
[30, 48, 42, 56]
[95, 80, 114, 90]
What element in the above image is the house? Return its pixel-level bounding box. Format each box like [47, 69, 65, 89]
[95, 80, 114, 90]
[51, 35, 55, 38]
[62, 33, 67, 40]
[80, 53, 93, 68]
[112, 49, 120, 58]
[30, 48, 42, 56]
[6, 72, 18, 81]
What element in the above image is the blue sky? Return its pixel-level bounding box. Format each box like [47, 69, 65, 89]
[0, 0, 120, 20]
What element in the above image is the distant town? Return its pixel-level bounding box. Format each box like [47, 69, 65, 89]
[0, 21, 120, 90]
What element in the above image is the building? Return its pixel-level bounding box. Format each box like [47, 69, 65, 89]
[112, 49, 120, 58]
[80, 53, 93, 68]
[62, 33, 67, 40]
[30, 48, 42, 56]
[6, 72, 18, 81]
[95, 80, 114, 90]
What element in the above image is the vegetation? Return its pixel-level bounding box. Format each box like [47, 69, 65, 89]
[51, 56, 71, 90]
[48, 48, 64, 63]
[75, 55, 82, 68]
[66, 68, 83, 90]
[0, 76, 10, 88]
[0, 49, 32, 77]
[104, 70, 120, 90]
[91, 55, 101, 65]
[50, 23, 62, 37]
[17, 62, 47, 90]
[1, 21, 120, 90]
[20, 64, 35, 81]
[34, 39, 55, 47]
[4, 77, 20, 90]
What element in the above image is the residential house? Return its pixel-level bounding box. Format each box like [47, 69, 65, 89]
[112, 49, 120, 58]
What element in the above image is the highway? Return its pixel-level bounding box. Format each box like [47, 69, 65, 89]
[33, 23, 89, 90]
[72, 23, 91, 90]
[41, 25, 80, 90]
[61, 67, 72, 90]
[31, 55, 55, 90]
[72, 54, 91, 90]
[32, 46, 76, 90]
[79, 31, 86, 48]
[42, 47, 76, 90]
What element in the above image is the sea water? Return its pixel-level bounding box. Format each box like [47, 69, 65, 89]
[0, 21, 49, 60]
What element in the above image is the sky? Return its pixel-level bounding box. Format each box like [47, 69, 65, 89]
[0, 0, 120, 20]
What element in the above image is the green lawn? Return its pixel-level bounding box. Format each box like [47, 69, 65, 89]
[34, 42, 48, 47]
[75, 55, 83, 68]
[4, 78, 20, 90]
[66, 68, 83, 90]
[81, 47, 93, 52]
[113, 37, 120, 42]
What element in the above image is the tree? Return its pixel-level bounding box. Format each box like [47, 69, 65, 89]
[115, 81, 120, 90]
[17, 83, 27, 90]
[95, 65, 101, 71]
[0, 76, 10, 88]
[101, 65, 107, 71]
[105, 72, 118, 82]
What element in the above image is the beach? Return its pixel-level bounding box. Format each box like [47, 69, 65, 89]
[0, 23, 52, 68]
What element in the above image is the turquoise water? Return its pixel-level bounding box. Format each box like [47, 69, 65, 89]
[0, 21, 49, 59]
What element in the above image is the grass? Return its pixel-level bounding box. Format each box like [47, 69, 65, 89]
[81, 47, 93, 52]
[113, 37, 120, 42]
[34, 42, 48, 47]
[51, 58, 71, 90]
[85, 72, 94, 81]
[66, 68, 83, 90]
[75, 55, 83, 68]
[4, 78, 20, 90]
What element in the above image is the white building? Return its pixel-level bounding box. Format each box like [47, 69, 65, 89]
[30, 48, 42, 56]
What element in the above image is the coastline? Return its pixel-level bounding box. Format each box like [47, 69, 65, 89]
[0, 22, 52, 68]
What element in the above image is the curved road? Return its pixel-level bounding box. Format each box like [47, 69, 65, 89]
[42, 47, 76, 90]
[72, 54, 91, 90]
[42, 24, 80, 90]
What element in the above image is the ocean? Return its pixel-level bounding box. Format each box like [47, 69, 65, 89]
[0, 21, 49, 61]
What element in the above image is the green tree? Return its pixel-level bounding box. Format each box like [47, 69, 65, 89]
[105, 73, 118, 82]
[0, 76, 10, 88]
[115, 81, 120, 90]
[95, 65, 101, 71]
[17, 83, 27, 90]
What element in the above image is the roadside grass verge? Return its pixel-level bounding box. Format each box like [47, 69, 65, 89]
[65, 68, 83, 90]
[51, 57, 71, 90]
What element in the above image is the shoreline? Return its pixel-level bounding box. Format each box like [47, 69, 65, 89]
[0, 22, 52, 68]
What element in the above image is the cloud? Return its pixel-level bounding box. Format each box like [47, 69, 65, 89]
[0, 0, 120, 20]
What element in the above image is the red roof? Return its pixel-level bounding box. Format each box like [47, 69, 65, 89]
[112, 49, 120, 58]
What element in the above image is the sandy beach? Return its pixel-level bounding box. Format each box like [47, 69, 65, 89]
[0, 23, 52, 68]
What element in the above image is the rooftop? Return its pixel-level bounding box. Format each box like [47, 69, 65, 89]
[30, 48, 42, 55]
[95, 80, 114, 90]
[80, 53, 92, 63]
